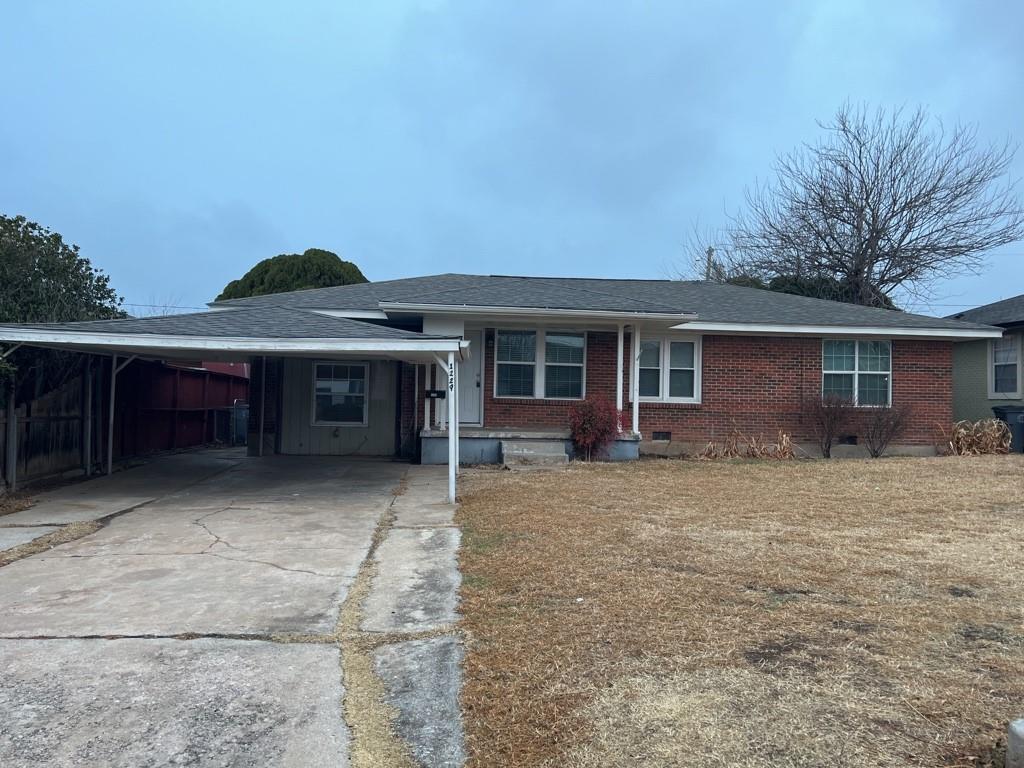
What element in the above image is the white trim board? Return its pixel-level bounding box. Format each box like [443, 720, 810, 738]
[671, 321, 1001, 340]
[0, 328, 469, 355]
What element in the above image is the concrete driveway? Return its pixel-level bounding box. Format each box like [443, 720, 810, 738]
[0, 450, 464, 767]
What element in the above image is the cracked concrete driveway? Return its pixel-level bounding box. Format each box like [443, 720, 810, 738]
[0, 450, 464, 767]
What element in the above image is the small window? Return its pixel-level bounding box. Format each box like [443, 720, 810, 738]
[496, 330, 536, 397]
[313, 362, 368, 425]
[668, 341, 696, 398]
[822, 340, 891, 406]
[991, 336, 1021, 397]
[638, 340, 661, 397]
[637, 336, 701, 402]
[544, 332, 585, 399]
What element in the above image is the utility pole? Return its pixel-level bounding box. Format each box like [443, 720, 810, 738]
[704, 246, 715, 281]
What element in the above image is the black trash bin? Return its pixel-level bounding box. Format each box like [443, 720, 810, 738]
[992, 406, 1024, 453]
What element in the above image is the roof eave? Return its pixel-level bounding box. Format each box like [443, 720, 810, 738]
[0, 328, 468, 357]
[671, 321, 1003, 340]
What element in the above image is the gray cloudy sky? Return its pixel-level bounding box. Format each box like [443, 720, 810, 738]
[2, 1, 1022, 315]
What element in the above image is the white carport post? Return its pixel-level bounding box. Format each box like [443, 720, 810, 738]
[106, 354, 136, 476]
[446, 351, 457, 503]
[615, 323, 624, 432]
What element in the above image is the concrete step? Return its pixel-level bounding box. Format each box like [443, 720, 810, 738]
[500, 440, 569, 470]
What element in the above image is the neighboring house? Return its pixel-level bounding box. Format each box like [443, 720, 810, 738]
[0, 274, 1001, 498]
[948, 293, 1024, 421]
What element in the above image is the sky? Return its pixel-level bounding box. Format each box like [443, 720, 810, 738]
[2, 0, 1023, 316]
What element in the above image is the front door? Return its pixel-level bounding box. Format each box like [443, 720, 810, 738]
[459, 330, 483, 424]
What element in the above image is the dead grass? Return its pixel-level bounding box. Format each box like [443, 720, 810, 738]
[0, 520, 102, 568]
[0, 492, 32, 518]
[456, 456, 1024, 768]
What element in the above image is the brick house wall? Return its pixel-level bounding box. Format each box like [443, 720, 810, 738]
[465, 329, 951, 447]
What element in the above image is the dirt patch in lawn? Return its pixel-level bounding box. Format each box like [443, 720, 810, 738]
[456, 456, 1024, 768]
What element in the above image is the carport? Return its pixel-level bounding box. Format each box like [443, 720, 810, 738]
[0, 306, 470, 502]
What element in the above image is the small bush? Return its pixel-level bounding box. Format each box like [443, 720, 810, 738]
[568, 395, 620, 461]
[945, 419, 1012, 455]
[802, 394, 855, 458]
[863, 404, 912, 458]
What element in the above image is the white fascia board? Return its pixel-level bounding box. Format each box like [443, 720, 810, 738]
[378, 302, 697, 322]
[671, 321, 1003, 340]
[0, 328, 467, 354]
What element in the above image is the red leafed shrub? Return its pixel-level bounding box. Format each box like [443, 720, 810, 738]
[568, 395, 620, 461]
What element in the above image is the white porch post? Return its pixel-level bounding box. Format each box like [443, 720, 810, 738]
[446, 351, 456, 503]
[5, 374, 16, 492]
[630, 327, 640, 438]
[83, 357, 92, 476]
[615, 323, 624, 432]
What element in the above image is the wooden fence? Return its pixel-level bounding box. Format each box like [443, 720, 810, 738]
[2, 358, 248, 487]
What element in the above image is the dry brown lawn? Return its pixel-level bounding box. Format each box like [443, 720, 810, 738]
[456, 456, 1024, 768]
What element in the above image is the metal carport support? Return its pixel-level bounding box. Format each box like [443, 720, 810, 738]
[2, 343, 22, 491]
[106, 354, 136, 475]
[435, 351, 460, 504]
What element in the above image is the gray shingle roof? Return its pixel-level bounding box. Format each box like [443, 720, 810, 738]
[210, 274, 995, 332]
[947, 293, 1024, 327]
[2, 305, 443, 340]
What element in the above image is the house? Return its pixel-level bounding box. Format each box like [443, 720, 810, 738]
[948, 293, 1024, 421]
[0, 274, 1001, 501]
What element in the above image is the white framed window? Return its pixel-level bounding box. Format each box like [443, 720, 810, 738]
[494, 329, 587, 400]
[312, 361, 368, 426]
[544, 332, 585, 398]
[989, 334, 1022, 399]
[822, 340, 891, 406]
[636, 336, 701, 403]
[495, 330, 537, 397]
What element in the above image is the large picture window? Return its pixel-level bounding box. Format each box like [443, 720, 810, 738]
[494, 329, 587, 399]
[313, 362, 368, 425]
[822, 340, 891, 406]
[636, 336, 700, 403]
[990, 335, 1021, 398]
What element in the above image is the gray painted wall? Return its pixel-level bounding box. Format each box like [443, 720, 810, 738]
[953, 333, 1024, 421]
[279, 358, 398, 456]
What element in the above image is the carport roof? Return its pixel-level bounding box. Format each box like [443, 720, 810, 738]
[0, 305, 468, 361]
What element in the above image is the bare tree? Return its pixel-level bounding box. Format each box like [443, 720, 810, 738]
[708, 105, 1024, 307]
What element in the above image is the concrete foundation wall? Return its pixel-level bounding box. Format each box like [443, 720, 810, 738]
[420, 435, 639, 465]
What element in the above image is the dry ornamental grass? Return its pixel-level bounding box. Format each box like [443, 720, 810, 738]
[456, 455, 1024, 768]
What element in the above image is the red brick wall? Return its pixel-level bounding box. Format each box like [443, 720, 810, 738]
[482, 329, 620, 428]
[632, 335, 951, 445]
[463, 330, 951, 446]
